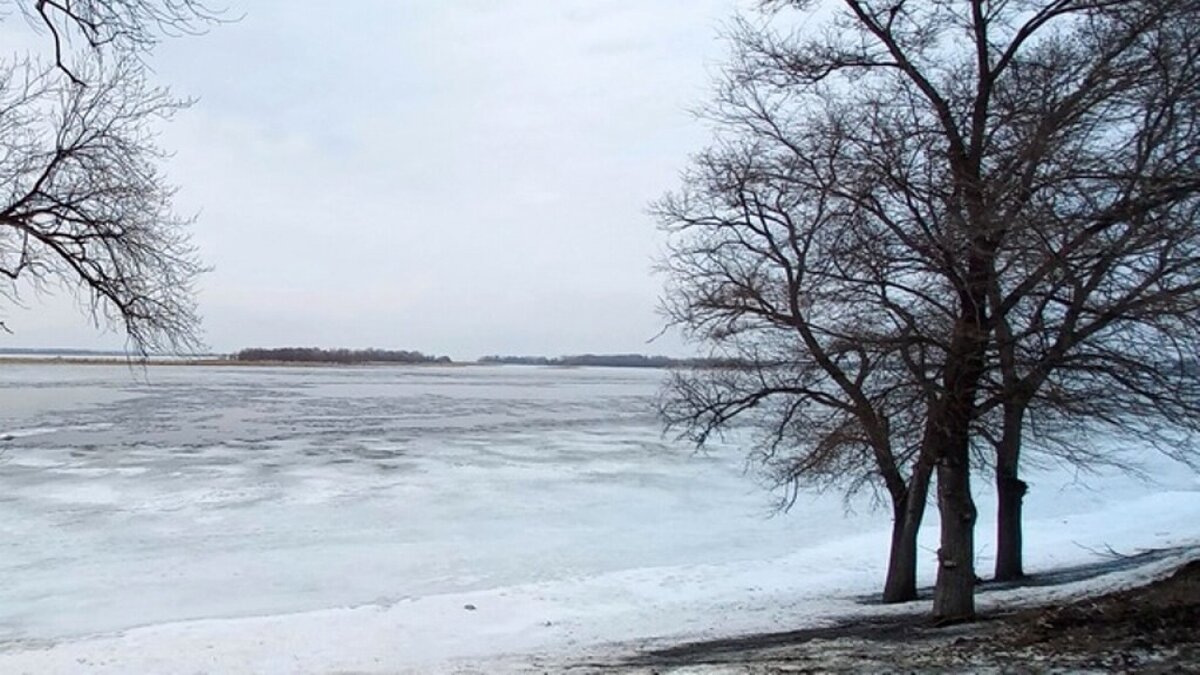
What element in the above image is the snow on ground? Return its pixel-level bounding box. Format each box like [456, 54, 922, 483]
[0, 363, 1196, 673]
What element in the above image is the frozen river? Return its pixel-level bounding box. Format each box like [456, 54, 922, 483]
[0, 362, 1196, 672]
[0, 363, 844, 641]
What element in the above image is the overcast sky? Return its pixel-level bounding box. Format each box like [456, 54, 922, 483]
[1, 0, 750, 359]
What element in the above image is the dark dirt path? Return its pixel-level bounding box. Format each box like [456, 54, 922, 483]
[560, 547, 1199, 674]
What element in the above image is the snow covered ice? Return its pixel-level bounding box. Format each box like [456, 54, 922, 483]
[0, 363, 1196, 673]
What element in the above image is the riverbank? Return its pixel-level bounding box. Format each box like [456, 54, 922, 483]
[553, 547, 1200, 673]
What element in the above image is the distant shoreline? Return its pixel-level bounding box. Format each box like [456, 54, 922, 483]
[0, 351, 727, 369]
[0, 357, 685, 369]
[0, 356, 469, 368]
[0, 357, 710, 370]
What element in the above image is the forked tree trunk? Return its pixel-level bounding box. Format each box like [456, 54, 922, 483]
[882, 459, 934, 603]
[994, 401, 1029, 581]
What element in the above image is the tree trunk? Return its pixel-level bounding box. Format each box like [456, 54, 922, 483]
[933, 439, 977, 622]
[994, 469, 1027, 581]
[882, 459, 934, 603]
[930, 304, 988, 623]
[994, 400, 1028, 581]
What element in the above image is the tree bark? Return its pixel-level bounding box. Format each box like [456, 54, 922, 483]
[994, 401, 1028, 581]
[931, 304, 989, 623]
[882, 458, 934, 603]
[994, 469, 1027, 581]
[933, 439, 977, 622]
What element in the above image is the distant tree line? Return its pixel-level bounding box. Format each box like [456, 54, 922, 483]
[234, 348, 451, 364]
[477, 354, 744, 369]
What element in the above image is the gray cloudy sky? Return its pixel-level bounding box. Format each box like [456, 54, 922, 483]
[2, 0, 748, 359]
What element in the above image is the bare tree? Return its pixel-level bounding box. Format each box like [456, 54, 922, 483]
[654, 137, 945, 604]
[0, 58, 202, 353]
[659, 5, 998, 619]
[660, 0, 1200, 622]
[0, 1, 218, 352]
[975, 0, 1200, 579]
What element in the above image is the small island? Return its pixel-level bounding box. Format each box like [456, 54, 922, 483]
[232, 347, 452, 365]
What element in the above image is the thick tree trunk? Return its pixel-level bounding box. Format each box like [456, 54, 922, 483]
[994, 469, 1027, 581]
[933, 439, 977, 622]
[994, 401, 1028, 581]
[924, 181, 994, 620]
[882, 459, 934, 603]
[930, 301, 989, 622]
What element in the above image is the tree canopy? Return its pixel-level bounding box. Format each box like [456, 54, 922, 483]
[659, 0, 1200, 621]
[0, 1, 219, 352]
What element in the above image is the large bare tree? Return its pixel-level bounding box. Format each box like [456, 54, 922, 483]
[654, 136, 946, 604]
[975, 0, 1200, 579]
[0, 59, 202, 352]
[0, 1, 218, 352]
[660, 0, 1200, 622]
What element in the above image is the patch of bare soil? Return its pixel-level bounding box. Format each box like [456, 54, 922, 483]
[971, 558, 1200, 673]
[571, 556, 1200, 674]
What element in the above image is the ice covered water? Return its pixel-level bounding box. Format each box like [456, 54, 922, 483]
[0, 362, 1196, 665]
[0, 363, 850, 640]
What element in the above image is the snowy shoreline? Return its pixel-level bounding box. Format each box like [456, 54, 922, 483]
[0, 365, 1196, 673]
[2, 542, 1196, 673]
